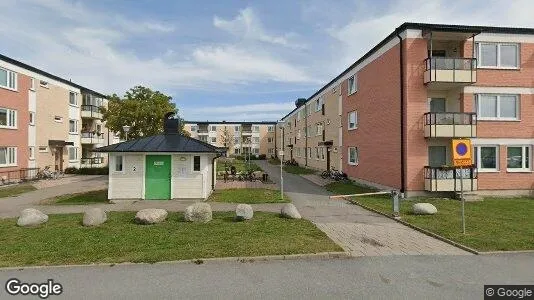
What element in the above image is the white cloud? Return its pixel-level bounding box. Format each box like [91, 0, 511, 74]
[214, 7, 306, 49]
[185, 102, 295, 121]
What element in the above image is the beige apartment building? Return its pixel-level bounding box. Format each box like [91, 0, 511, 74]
[0, 53, 115, 179]
[183, 121, 277, 157]
[278, 93, 342, 172]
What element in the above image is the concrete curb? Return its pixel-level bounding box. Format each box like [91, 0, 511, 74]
[478, 250, 534, 255]
[345, 197, 480, 255]
[0, 252, 351, 271]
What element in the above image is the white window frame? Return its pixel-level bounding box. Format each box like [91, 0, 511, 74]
[38, 146, 48, 153]
[0, 108, 17, 129]
[476, 42, 520, 69]
[211, 137, 217, 143]
[113, 155, 124, 173]
[316, 123, 323, 136]
[348, 147, 358, 166]
[68, 147, 78, 162]
[190, 125, 197, 132]
[267, 125, 274, 132]
[69, 92, 78, 106]
[348, 111, 357, 130]
[0, 147, 17, 167]
[308, 147, 312, 159]
[0, 67, 17, 91]
[267, 137, 273, 143]
[253, 125, 260, 132]
[474, 145, 499, 172]
[475, 94, 520, 121]
[54, 116, 63, 123]
[210, 125, 217, 132]
[29, 146, 35, 160]
[68, 119, 78, 134]
[321, 147, 325, 160]
[234, 126, 240, 132]
[348, 74, 357, 95]
[39, 80, 49, 88]
[506, 145, 531, 172]
[315, 147, 319, 160]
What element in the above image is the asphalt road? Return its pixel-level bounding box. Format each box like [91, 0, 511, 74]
[1, 254, 533, 299]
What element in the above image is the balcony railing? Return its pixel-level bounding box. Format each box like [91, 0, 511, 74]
[81, 105, 103, 119]
[81, 132, 104, 144]
[197, 129, 208, 134]
[424, 166, 478, 192]
[80, 157, 104, 167]
[424, 57, 477, 84]
[424, 112, 477, 138]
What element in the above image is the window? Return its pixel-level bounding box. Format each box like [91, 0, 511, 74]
[253, 137, 260, 143]
[474, 146, 498, 171]
[267, 137, 273, 143]
[0, 108, 17, 129]
[39, 80, 49, 88]
[0, 147, 17, 166]
[68, 147, 78, 161]
[114, 155, 123, 172]
[235, 148, 240, 155]
[211, 137, 217, 143]
[234, 137, 239, 144]
[297, 110, 301, 121]
[193, 156, 201, 171]
[234, 126, 240, 132]
[267, 125, 274, 132]
[476, 42, 519, 68]
[348, 147, 359, 165]
[307, 126, 312, 137]
[268, 148, 274, 155]
[348, 111, 358, 130]
[297, 129, 301, 140]
[308, 147, 312, 159]
[316, 123, 323, 136]
[69, 92, 77, 105]
[29, 147, 34, 160]
[0, 68, 17, 90]
[38, 146, 48, 153]
[315, 147, 319, 160]
[190, 125, 197, 132]
[253, 148, 259, 154]
[30, 78, 35, 90]
[253, 126, 260, 132]
[321, 147, 325, 160]
[68, 120, 78, 134]
[54, 116, 63, 122]
[315, 97, 323, 112]
[507, 146, 530, 171]
[475, 94, 519, 120]
[348, 75, 357, 95]
[29, 112, 35, 125]
[210, 125, 217, 131]
[199, 136, 207, 142]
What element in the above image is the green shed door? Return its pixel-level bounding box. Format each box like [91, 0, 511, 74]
[145, 155, 172, 200]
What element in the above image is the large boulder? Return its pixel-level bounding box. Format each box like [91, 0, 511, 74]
[235, 204, 253, 221]
[17, 208, 48, 227]
[184, 203, 212, 223]
[412, 203, 438, 215]
[83, 208, 107, 227]
[281, 203, 301, 219]
[135, 209, 168, 224]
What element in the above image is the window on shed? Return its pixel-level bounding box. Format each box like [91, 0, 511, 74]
[193, 156, 201, 171]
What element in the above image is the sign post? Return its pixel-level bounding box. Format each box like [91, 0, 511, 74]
[279, 150, 284, 201]
[452, 139, 472, 234]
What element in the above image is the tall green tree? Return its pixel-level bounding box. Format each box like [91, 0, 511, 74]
[101, 86, 189, 140]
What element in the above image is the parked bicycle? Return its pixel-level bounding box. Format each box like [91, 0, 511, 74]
[283, 159, 299, 166]
[321, 167, 348, 181]
[36, 166, 65, 180]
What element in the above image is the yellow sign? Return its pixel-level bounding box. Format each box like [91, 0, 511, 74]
[452, 139, 472, 167]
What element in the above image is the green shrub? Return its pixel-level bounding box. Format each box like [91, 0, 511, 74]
[78, 167, 108, 175]
[64, 167, 78, 174]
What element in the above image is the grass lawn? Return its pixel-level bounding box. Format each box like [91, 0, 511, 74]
[0, 212, 341, 267]
[283, 165, 316, 175]
[217, 159, 262, 173]
[0, 184, 37, 198]
[45, 190, 108, 205]
[209, 188, 289, 203]
[268, 158, 280, 165]
[351, 196, 534, 252]
[325, 181, 378, 195]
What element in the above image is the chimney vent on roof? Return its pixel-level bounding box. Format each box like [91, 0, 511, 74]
[295, 98, 307, 108]
[163, 112, 180, 135]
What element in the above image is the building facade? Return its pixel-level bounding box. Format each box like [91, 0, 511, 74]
[0, 54, 114, 180]
[279, 23, 534, 197]
[183, 121, 277, 157]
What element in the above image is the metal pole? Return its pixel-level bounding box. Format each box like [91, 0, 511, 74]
[461, 166, 465, 234]
[280, 153, 284, 201]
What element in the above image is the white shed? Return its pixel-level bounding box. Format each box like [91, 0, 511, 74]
[95, 114, 225, 200]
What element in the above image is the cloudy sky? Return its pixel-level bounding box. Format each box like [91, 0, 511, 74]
[0, 0, 531, 121]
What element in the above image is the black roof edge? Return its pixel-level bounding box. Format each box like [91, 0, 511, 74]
[184, 120, 277, 125]
[0, 53, 107, 98]
[280, 22, 534, 121]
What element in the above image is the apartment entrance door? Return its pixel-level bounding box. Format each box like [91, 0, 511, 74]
[429, 98, 446, 113]
[326, 147, 331, 171]
[54, 147, 63, 171]
[428, 146, 447, 167]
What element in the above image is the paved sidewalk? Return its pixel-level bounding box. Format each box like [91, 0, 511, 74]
[256, 161, 470, 257]
[300, 174, 333, 187]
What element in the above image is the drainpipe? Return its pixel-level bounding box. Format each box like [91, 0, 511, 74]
[304, 109, 308, 166]
[212, 152, 223, 191]
[396, 29, 406, 196]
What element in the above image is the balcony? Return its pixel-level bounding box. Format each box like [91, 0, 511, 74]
[424, 166, 478, 192]
[80, 157, 105, 168]
[81, 132, 104, 144]
[424, 57, 477, 85]
[424, 112, 477, 138]
[241, 130, 252, 135]
[81, 105, 103, 119]
[197, 129, 208, 135]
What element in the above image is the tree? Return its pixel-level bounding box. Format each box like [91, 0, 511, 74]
[101, 86, 189, 140]
[219, 126, 232, 154]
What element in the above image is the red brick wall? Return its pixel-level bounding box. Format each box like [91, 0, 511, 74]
[0, 71, 30, 174]
[342, 43, 402, 189]
[477, 145, 534, 190]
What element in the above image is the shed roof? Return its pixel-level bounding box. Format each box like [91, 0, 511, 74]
[94, 134, 225, 153]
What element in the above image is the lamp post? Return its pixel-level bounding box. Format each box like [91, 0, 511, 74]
[277, 121, 285, 201]
[122, 125, 131, 141]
